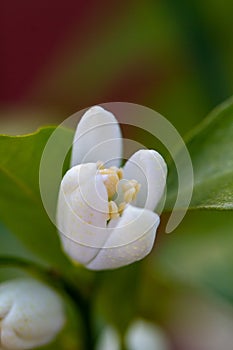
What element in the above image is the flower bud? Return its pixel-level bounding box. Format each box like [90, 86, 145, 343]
[0, 279, 65, 350]
[126, 320, 171, 350]
[96, 320, 171, 350]
[57, 106, 167, 270]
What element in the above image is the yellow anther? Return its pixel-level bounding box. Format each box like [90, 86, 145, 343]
[124, 188, 135, 203]
[98, 164, 141, 221]
[123, 180, 141, 203]
[108, 201, 120, 220]
[97, 161, 104, 169]
[122, 179, 138, 191]
[99, 168, 119, 198]
[109, 166, 123, 180]
[118, 202, 126, 214]
[135, 182, 141, 194]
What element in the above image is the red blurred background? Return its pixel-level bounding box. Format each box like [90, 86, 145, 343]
[1, 0, 233, 134]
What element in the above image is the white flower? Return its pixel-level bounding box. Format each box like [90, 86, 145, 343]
[96, 327, 120, 350]
[126, 320, 171, 350]
[96, 320, 171, 350]
[57, 106, 167, 270]
[0, 279, 65, 350]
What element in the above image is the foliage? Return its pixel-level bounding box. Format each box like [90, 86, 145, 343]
[0, 98, 233, 349]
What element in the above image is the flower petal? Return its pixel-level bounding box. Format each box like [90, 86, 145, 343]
[71, 106, 123, 168]
[87, 205, 160, 270]
[57, 163, 110, 264]
[126, 319, 171, 350]
[0, 279, 65, 350]
[123, 150, 167, 211]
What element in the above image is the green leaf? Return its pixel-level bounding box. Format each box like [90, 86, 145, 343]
[155, 211, 233, 303]
[0, 127, 73, 268]
[0, 223, 38, 260]
[166, 97, 233, 210]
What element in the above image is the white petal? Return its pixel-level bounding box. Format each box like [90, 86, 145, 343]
[96, 327, 120, 350]
[87, 205, 160, 270]
[126, 320, 171, 350]
[57, 163, 109, 265]
[123, 150, 167, 211]
[0, 279, 65, 350]
[71, 106, 123, 168]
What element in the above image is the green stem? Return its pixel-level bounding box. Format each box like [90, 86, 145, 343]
[58, 273, 96, 350]
[0, 256, 96, 350]
[79, 298, 95, 350]
[120, 338, 128, 350]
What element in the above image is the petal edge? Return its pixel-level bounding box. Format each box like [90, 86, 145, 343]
[87, 205, 160, 270]
[123, 149, 167, 211]
[71, 106, 123, 167]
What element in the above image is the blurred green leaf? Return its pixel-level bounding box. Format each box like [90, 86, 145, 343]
[0, 127, 72, 268]
[167, 97, 233, 210]
[155, 211, 233, 303]
[0, 223, 40, 260]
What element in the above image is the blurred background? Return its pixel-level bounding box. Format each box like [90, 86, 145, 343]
[1, 0, 233, 135]
[1, 1, 233, 349]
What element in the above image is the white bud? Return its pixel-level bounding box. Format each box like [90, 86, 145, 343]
[96, 327, 120, 350]
[0, 279, 65, 350]
[96, 320, 171, 350]
[57, 106, 167, 270]
[126, 320, 171, 350]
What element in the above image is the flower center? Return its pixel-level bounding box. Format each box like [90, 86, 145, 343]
[98, 163, 141, 221]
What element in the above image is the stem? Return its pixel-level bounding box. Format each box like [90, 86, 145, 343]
[0, 256, 96, 350]
[58, 273, 96, 350]
[120, 337, 128, 350]
[79, 298, 95, 350]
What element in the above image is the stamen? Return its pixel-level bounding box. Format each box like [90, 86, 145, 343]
[108, 201, 120, 220]
[118, 202, 126, 214]
[123, 180, 141, 203]
[98, 164, 140, 221]
[124, 187, 136, 203]
[99, 168, 119, 198]
[109, 166, 123, 180]
[97, 161, 104, 169]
